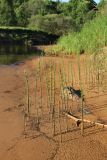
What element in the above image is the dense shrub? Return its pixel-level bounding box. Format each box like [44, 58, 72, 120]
[28, 14, 73, 35]
[56, 14, 107, 54]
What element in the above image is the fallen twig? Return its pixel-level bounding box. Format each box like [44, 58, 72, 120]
[64, 111, 107, 128]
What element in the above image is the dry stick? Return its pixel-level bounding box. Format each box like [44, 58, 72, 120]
[64, 112, 107, 128]
[77, 54, 84, 136]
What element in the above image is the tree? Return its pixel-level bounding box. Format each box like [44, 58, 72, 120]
[27, 0, 62, 16]
[64, 0, 97, 31]
[97, 0, 107, 16]
[0, 0, 98, 32]
[27, 0, 46, 16]
[15, 2, 29, 26]
[0, 0, 17, 26]
[44, 0, 61, 14]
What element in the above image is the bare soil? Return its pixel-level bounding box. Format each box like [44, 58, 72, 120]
[0, 54, 107, 160]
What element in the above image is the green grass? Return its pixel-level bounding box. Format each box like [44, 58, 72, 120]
[54, 15, 107, 55]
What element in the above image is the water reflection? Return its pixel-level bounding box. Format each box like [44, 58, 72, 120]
[0, 44, 39, 64]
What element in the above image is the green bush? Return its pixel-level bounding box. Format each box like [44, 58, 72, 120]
[28, 14, 73, 35]
[56, 15, 107, 55]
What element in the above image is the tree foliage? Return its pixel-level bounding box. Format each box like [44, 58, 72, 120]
[62, 0, 97, 30]
[15, 2, 29, 26]
[0, 0, 98, 34]
[29, 14, 73, 35]
[0, 0, 17, 26]
[98, 0, 107, 13]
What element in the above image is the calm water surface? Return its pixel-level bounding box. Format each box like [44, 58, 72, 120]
[0, 44, 39, 65]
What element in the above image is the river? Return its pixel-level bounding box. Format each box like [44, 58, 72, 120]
[0, 44, 39, 65]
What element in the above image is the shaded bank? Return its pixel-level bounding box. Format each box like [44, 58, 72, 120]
[0, 27, 59, 45]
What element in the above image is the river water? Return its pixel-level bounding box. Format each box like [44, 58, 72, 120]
[0, 44, 38, 65]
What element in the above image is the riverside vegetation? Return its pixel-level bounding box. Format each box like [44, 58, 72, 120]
[0, 1, 107, 160]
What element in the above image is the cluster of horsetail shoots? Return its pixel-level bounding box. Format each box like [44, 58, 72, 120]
[23, 53, 107, 139]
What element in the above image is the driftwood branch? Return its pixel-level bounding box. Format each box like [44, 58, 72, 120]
[64, 111, 107, 128]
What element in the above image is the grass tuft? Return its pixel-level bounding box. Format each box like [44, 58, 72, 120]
[54, 15, 107, 55]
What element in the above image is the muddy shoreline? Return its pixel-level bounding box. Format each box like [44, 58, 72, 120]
[0, 56, 107, 160]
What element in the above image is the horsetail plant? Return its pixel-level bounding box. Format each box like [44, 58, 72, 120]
[77, 54, 84, 136]
[38, 58, 43, 116]
[53, 63, 56, 136]
[59, 101, 62, 143]
[34, 69, 40, 129]
[59, 67, 69, 132]
[24, 70, 30, 117]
